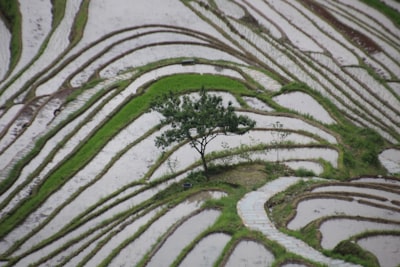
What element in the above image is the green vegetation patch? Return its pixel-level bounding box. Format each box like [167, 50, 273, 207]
[0, 0, 22, 74]
[361, 0, 400, 28]
[329, 240, 380, 267]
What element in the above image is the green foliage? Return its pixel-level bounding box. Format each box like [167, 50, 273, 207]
[149, 73, 250, 94]
[68, 0, 89, 43]
[360, 0, 400, 28]
[343, 127, 384, 167]
[294, 167, 316, 177]
[51, 0, 68, 28]
[151, 88, 256, 177]
[331, 240, 380, 267]
[0, 0, 18, 25]
[343, 150, 356, 168]
[328, 122, 387, 178]
[0, 0, 21, 72]
[265, 162, 293, 178]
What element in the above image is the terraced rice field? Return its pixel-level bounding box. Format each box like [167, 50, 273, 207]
[0, 0, 399, 266]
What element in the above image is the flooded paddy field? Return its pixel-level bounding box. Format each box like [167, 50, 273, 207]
[0, 0, 399, 266]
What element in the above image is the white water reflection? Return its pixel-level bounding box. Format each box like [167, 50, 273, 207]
[0, 18, 11, 82]
[288, 198, 400, 230]
[110, 191, 225, 266]
[225, 240, 274, 267]
[146, 209, 221, 267]
[312, 185, 400, 209]
[240, 67, 281, 92]
[273, 91, 335, 124]
[379, 149, 400, 174]
[214, 0, 245, 19]
[351, 177, 400, 187]
[179, 233, 231, 267]
[320, 218, 400, 249]
[358, 235, 400, 267]
[150, 131, 320, 181]
[243, 97, 274, 112]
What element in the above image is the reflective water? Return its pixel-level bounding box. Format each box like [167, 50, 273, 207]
[243, 97, 274, 112]
[312, 185, 400, 208]
[379, 149, 400, 174]
[358, 235, 400, 267]
[179, 233, 231, 267]
[146, 209, 221, 267]
[288, 198, 400, 230]
[320, 218, 400, 249]
[110, 191, 226, 266]
[273, 91, 335, 124]
[225, 240, 274, 267]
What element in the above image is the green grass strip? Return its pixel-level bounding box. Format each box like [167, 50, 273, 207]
[0, 73, 251, 238]
[51, 0, 67, 28]
[0, 0, 22, 76]
[360, 0, 400, 28]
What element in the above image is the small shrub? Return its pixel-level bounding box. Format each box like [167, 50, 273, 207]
[343, 151, 356, 168]
[332, 240, 379, 267]
[294, 168, 316, 177]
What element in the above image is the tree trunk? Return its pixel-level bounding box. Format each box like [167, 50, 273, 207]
[200, 153, 209, 180]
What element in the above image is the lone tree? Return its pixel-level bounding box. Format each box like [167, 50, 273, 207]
[152, 88, 256, 178]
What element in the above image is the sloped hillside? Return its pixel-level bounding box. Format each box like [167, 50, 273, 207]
[0, 0, 399, 266]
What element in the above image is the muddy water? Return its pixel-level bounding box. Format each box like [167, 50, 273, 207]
[179, 233, 231, 267]
[320, 218, 400, 249]
[224, 240, 274, 267]
[288, 198, 400, 230]
[146, 209, 221, 267]
[357, 235, 400, 267]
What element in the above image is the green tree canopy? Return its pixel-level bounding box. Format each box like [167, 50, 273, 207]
[151, 88, 256, 178]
